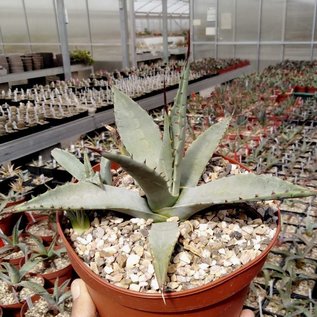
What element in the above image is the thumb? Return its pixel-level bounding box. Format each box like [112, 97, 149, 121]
[71, 279, 96, 317]
[240, 309, 255, 317]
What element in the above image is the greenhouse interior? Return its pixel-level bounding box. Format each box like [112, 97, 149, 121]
[0, 0, 316, 316]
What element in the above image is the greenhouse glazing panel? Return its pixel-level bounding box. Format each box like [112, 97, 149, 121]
[259, 46, 282, 70]
[236, 0, 259, 41]
[24, 0, 59, 44]
[87, 0, 121, 60]
[194, 44, 216, 60]
[64, 0, 90, 44]
[285, 0, 315, 41]
[235, 45, 257, 62]
[218, 0, 235, 42]
[218, 45, 235, 59]
[88, 0, 121, 44]
[0, 0, 29, 44]
[192, 0, 217, 42]
[261, 0, 284, 41]
[284, 45, 312, 60]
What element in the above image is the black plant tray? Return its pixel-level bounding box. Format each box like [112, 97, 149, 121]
[0, 175, 18, 194]
[95, 104, 113, 113]
[45, 115, 74, 126]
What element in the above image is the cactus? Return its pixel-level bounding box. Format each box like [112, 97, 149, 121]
[10, 62, 315, 293]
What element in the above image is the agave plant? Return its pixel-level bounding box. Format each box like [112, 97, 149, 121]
[11, 63, 315, 292]
[0, 217, 29, 259]
[20, 278, 72, 315]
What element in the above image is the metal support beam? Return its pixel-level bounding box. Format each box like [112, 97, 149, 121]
[215, 0, 219, 58]
[22, 0, 32, 53]
[256, 0, 263, 72]
[233, 0, 237, 58]
[310, 0, 317, 60]
[129, 0, 137, 67]
[85, 0, 93, 55]
[0, 25, 5, 54]
[189, 0, 194, 61]
[281, 0, 288, 61]
[55, 0, 71, 80]
[162, 0, 169, 63]
[119, 0, 130, 68]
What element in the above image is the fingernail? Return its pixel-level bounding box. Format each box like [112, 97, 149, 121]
[71, 279, 81, 300]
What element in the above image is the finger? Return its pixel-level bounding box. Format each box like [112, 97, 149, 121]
[240, 309, 255, 317]
[71, 279, 96, 317]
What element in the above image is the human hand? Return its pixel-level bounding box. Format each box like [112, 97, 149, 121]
[71, 279, 96, 317]
[71, 279, 255, 317]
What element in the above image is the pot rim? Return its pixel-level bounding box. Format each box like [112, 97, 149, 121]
[57, 205, 281, 299]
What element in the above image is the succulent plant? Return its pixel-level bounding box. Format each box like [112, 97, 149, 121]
[20, 278, 72, 315]
[0, 259, 40, 287]
[28, 235, 66, 270]
[11, 63, 315, 293]
[0, 216, 29, 258]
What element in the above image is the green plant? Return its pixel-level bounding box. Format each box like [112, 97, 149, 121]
[0, 260, 40, 291]
[11, 63, 315, 293]
[70, 49, 94, 66]
[28, 235, 66, 269]
[20, 278, 72, 315]
[0, 217, 28, 258]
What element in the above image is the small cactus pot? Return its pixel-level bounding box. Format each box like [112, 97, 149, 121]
[56, 209, 281, 317]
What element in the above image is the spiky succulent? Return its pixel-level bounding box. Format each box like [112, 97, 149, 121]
[11, 63, 315, 291]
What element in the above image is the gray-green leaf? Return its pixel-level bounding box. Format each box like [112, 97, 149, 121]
[148, 221, 180, 290]
[157, 174, 316, 220]
[52, 149, 85, 181]
[13, 182, 167, 222]
[181, 117, 231, 187]
[100, 151, 177, 211]
[113, 87, 162, 169]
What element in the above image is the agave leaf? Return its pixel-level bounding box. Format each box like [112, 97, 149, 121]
[2, 262, 20, 284]
[0, 199, 7, 213]
[157, 174, 316, 220]
[20, 280, 49, 297]
[13, 182, 167, 222]
[58, 290, 72, 306]
[157, 112, 173, 191]
[12, 217, 23, 245]
[19, 259, 40, 280]
[83, 151, 94, 179]
[113, 87, 162, 169]
[0, 271, 11, 284]
[181, 117, 231, 187]
[29, 234, 47, 255]
[148, 222, 180, 290]
[100, 157, 112, 185]
[170, 63, 190, 196]
[0, 232, 11, 245]
[100, 151, 177, 211]
[0, 244, 14, 255]
[52, 149, 85, 181]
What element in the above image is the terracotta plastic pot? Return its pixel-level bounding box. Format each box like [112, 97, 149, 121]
[24, 211, 48, 224]
[19, 295, 40, 317]
[0, 213, 14, 236]
[25, 217, 55, 245]
[39, 262, 73, 288]
[0, 301, 24, 317]
[57, 208, 281, 317]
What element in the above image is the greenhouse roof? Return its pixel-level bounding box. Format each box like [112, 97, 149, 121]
[134, 0, 189, 15]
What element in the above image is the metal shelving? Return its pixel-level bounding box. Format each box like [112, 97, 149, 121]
[0, 65, 93, 85]
[0, 65, 252, 164]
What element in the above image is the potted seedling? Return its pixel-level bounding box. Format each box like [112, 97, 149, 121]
[0, 260, 42, 317]
[9, 64, 316, 317]
[26, 235, 73, 287]
[0, 217, 29, 266]
[19, 278, 72, 316]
